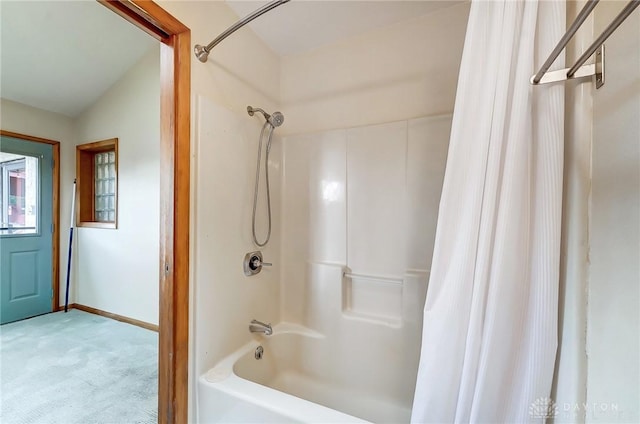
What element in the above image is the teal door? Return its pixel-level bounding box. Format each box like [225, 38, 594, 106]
[0, 135, 53, 324]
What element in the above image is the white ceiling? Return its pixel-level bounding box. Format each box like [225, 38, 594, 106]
[0, 1, 157, 117]
[225, 0, 461, 57]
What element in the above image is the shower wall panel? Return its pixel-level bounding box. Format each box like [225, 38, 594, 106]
[346, 121, 407, 277]
[280, 129, 347, 322]
[194, 97, 282, 379]
[281, 114, 451, 346]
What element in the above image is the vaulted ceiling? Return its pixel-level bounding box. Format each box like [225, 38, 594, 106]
[0, 1, 156, 117]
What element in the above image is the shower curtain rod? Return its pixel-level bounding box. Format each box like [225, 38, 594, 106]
[194, 0, 291, 63]
[531, 0, 639, 88]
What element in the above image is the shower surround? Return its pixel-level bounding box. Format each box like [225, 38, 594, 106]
[196, 96, 451, 421]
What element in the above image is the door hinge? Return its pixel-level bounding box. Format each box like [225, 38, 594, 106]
[51, 289, 54, 299]
[51, 158, 55, 169]
[51, 223, 54, 234]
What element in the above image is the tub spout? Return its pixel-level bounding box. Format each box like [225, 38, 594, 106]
[249, 319, 273, 336]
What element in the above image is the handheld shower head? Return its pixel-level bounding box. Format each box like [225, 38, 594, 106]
[247, 106, 284, 128]
[269, 112, 284, 127]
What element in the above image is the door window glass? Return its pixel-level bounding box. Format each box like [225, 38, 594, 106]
[0, 152, 38, 235]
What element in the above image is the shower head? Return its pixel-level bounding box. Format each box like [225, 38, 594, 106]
[269, 111, 284, 127]
[247, 106, 284, 128]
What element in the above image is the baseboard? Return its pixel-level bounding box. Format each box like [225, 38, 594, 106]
[58, 303, 159, 332]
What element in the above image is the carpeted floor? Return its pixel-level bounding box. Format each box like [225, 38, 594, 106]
[0, 309, 158, 424]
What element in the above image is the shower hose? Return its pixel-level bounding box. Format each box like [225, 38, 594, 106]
[252, 121, 274, 247]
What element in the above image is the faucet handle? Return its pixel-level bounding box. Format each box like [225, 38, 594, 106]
[244, 251, 272, 276]
[251, 258, 271, 268]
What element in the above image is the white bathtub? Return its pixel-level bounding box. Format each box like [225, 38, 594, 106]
[198, 323, 413, 423]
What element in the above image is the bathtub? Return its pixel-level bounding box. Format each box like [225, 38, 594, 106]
[198, 323, 413, 423]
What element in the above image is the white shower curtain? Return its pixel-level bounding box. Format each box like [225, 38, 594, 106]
[411, 1, 564, 423]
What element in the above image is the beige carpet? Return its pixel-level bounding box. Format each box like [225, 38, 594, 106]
[0, 309, 158, 424]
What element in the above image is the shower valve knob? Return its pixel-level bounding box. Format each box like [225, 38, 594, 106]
[244, 251, 271, 276]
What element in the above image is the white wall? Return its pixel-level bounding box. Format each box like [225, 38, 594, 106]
[154, 1, 283, 421]
[73, 46, 160, 325]
[280, 2, 470, 136]
[277, 3, 468, 419]
[552, 1, 594, 421]
[586, 2, 640, 422]
[0, 98, 75, 309]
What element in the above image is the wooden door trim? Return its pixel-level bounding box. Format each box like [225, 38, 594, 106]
[97, 2, 190, 423]
[0, 129, 60, 315]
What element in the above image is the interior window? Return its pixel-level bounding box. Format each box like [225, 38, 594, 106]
[76, 138, 118, 228]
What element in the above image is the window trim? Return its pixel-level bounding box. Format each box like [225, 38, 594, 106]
[76, 138, 118, 229]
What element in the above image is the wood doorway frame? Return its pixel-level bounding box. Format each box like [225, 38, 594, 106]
[98, 1, 190, 423]
[0, 130, 60, 316]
